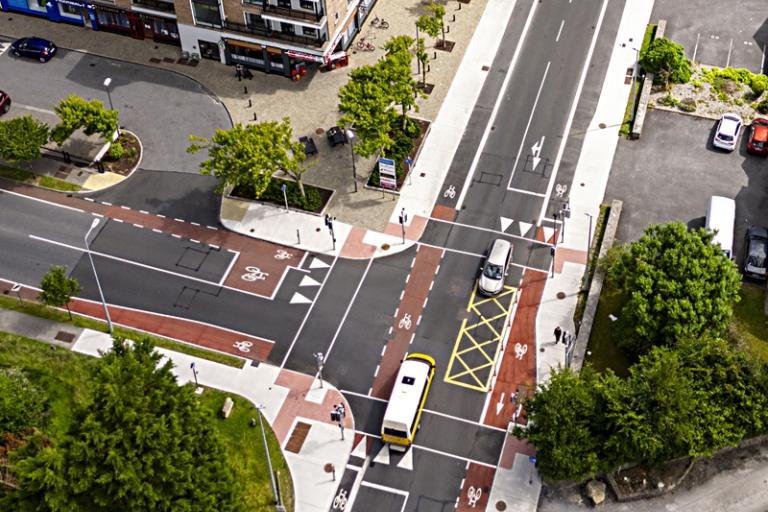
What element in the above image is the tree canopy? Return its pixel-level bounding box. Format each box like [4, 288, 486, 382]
[39, 265, 81, 320]
[0, 116, 50, 164]
[607, 222, 741, 357]
[188, 118, 306, 199]
[7, 338, 242, 512]
[0, 369, 46, 436]
[51, 95, 119, 145]
[639, 37, 692, 85]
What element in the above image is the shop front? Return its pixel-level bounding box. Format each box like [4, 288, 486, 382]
[93, 3, 179, 44]
[0, 0, 98, 28]
[222, 38, 313, 79]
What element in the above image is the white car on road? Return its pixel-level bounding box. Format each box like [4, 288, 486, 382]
[478, 239, 512, 296]
[713, 113, 742, 151]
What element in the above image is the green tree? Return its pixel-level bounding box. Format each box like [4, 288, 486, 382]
[39, 265, 81, 320]
[416, 2, 444, 46]
[51, 95, 118, 145]
[639, 37, 692, 86]
[338, 64, 396, 158]
[383, 35, 424, 127]
[0, 116, 50, 164]
[188, 118, 306, 198]
[604, 346, 701, 466]
[415, 37, 429, 87]
[608, 222, 741, 357]
[0, 369, 47, 436]
[8, 338, 242, 512]
[516, 367, 614, 480]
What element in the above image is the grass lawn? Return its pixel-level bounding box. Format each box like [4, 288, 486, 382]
[0, 334, 293, 510]
[198, 391, 294, 512]
[584, 282, 632, 377]
[0, 164, 81, 192]
[0, 294, 243, 368]
[730, 282, 768, 362]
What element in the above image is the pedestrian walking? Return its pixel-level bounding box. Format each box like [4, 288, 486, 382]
[235, 64, 243, 81]
[554, 325, 562, 344]
[561, 330, 570, 345]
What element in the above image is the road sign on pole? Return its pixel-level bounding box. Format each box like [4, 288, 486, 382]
[398, 208, 408, 244]
[281, 183, 288, 211]
[379, 157, 397, 190]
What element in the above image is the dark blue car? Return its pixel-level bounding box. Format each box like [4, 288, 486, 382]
[11, 37, 57, 62]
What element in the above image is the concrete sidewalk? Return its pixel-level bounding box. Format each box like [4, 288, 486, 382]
[0, 308, 353, 512]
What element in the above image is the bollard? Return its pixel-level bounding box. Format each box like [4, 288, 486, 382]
[457, 1, 461, 10]
[253, 112, 258, 121]
[452, 14, 456, 21]
[244, 86, 248, 94]
[427, 64, 431, 73]
[248, 99, 252, 108]
[433, 51, 437, 60]
[297, 229, 301, 245]
[446, 25, 450, 33]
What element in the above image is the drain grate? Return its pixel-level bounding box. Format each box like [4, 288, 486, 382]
[54, 331, 75, 343]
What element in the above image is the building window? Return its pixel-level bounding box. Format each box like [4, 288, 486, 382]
[26, 0, 46, 12]
[59, 2, 82, 17]
[280, 22, 294, 34]
[242, 0, 264, 5]
[192, 0, 222, 27]
[245, 12, 265, 28]
[299, 0, 313, 9]
[301, 26, 317, 37]
[277, 0, 290, 7]
[97, 10, 130, 28]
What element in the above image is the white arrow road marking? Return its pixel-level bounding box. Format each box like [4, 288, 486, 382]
[290, 292, 312, 305]
[495, 392, 506, 415]
[518, 221, 533, 237]
[299, 275, 321, 287]
[531, 136, 545, 171]
[373, 445, 390, 465]
[500, 217, 514, 233]
[309, 257, 330, 269]
[396, 448, 414, 471]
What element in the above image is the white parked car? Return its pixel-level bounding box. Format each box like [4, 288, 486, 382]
[478, 239, 512, 296]
[713, 113, 742, 151]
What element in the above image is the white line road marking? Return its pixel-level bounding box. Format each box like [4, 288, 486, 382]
[190, 239, 199, 244]
[14, 103, 55, 115]
[133, 224, 143, 229]
[507, 186, 546, 197]
[92, 213, 104, 218]
[172, 233, 181, 238]
[538, 0, 609, 224]
[506, 61, 551, 190]
[101, 201, 112, 206]
[191, 222, 200, 226]
[84, 197, 95, 202]
[157, 214, 166, 218]
[0, 189, 84, 213]
[693, 32, 700, 62]
[113, 218, 124, 223]
[139, 210, 149, 214]
[726, 38, 733, 67]
[321, 258, 375, 358]
[152, 228, 162, 233]
[428, 217, 552, 246]
[455, 0, 535, 211]
[360, 481, 409, 499]
[174, 218, 184, 222]
[121, 205, 131, 210]
[206, 225, 218, 230]
[762, 44, 766, 74]
[279, 255, 339, 368]
[556, 19, 565, 43]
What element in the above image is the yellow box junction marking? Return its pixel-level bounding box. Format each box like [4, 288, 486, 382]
[444, 285, 517, 392]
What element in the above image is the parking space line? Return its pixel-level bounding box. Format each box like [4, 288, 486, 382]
[692, 32, 700, 62]
[726, 37, 733, 67]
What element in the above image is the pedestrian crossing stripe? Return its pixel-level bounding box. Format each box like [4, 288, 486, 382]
[396, 447, 413, 470]
[0, 42, 10, 56]
[351, 437, 367, 459]
[373, 445, 390, 465]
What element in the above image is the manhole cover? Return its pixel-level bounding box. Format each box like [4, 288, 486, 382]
[580, 182, 585, 187]
[556, 292, 566, 300]
[599, 122, 607, 129]
[316, 127, 325, 135]
[482, 65, 490, 71]
[496, 500, 507, 511]
[54, 331, 75, 343]
[381, 243, 390, 250]
[419, 172, 426, 177]
[540, 347, 545, 352]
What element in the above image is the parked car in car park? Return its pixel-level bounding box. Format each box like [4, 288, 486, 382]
[712, 113, 742, 151]
[477, 239, 512, 296]
[706, 196, 735, 259]
[0, 91, 10, 115]
[743, 226, 768, 279]
[746, 118, 768, 156]
[11, 37, 57, 62]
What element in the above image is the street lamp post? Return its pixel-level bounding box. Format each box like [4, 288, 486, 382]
[103, 77, 119, 136]
[398, 208, 407, 244]
[346, 129, 358, 193]
[255, 404, 279, 506]
[85, 218, 113, 333]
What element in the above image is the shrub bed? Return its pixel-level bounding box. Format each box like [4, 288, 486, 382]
[231, 178, 332, 214]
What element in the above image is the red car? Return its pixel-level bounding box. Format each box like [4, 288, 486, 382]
[747, 118, 768, 155]
[0, 90, 9, 116]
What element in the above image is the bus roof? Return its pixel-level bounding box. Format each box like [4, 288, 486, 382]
[382, 356, 434, 427]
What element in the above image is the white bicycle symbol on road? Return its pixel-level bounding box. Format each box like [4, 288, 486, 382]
[555, 183, 568, 198]
[241, 266, 269, 281]
[443, 185, 456, 199]
[398, 313, 412, 330]
[467, 486, 482, 507]
[233, 340, 253, 353]
[274, 249, 293, 260]
[332, 488, 348, 510]
[514, 342, 528, 360]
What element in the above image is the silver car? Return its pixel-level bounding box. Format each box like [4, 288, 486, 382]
[478, 239, 512, 296]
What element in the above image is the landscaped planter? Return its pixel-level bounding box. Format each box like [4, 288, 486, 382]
[101, 130, 142, 176]
[365, 117, 431, 193]
[229, 177, 334, 215]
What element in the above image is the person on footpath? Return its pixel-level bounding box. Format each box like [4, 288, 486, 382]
[554, 325, 562, 344]
[235, 64, 243, 81]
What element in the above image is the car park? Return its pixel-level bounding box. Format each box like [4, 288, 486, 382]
[743, 226, 768, 279]
[747, 118, 768, 156]
[0, 91, 10, 115]
[11, 37, 57, 63]
[477, 239, 512, 296]
[713, 113, 742, 151]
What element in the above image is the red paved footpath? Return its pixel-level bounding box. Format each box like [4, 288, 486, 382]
[69, 297, 275, 361]
[0, 180, 305, 298]
[482, 227, 552, 430]
[370, 245, 443, 399]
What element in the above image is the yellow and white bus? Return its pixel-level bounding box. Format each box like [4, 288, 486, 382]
[381, 353, 436, 451]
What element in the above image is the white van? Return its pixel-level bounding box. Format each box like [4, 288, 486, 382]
[706, 196, 735, 259]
